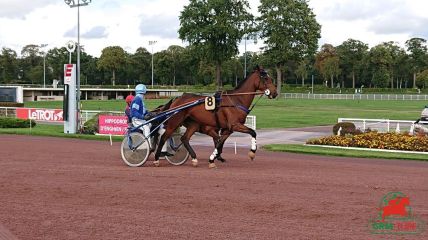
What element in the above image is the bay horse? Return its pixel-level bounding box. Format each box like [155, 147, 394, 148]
[154, 67, 278, 168]
[152, 96, 228, 161]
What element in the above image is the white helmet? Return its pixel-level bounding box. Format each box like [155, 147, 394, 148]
[135, 84, 147, 94]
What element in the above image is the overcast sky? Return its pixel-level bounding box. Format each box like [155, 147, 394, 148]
[0, 0, 427, 57]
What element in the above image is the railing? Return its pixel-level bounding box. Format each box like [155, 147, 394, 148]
[245, 115, 256, 130]
[80, 110, 123, 124]
[338, 118, 415, 133]
[285, 93, 428, 101]
[0, 107, 16, 117]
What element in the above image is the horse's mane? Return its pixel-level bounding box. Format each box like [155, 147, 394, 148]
[235, 67, 266, 90]
[235, 71, 254, 90]
[152, 98, 175, 112]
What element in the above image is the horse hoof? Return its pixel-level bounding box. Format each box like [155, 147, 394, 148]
[208, 163, 217, 169]
[217, 156, 226, 162]
[153, 160, 160, 167]
[248, 151, 256, 161]
[191, 159, 198, 167]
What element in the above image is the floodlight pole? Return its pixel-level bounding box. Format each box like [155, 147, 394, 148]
[149, 40, 157, 88]
[40, 44, 48, 88]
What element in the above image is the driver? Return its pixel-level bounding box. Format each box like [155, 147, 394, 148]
[130, 84, 172, 157]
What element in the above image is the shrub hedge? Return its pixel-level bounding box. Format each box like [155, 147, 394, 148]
[0, 117, 36, 128]
[307, 132, 428, 152]
[332, 122, 362, 136]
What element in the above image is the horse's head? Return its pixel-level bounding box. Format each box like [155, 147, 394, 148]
[254, 66, 278, 99]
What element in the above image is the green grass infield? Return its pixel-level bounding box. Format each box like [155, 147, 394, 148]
[263, 144, 428, 161]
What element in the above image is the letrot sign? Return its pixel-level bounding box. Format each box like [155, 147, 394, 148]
[16, 108, 63, 122]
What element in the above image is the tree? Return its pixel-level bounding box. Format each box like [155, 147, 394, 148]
[0, 48, 18, 83]
[321, 56, 341, 88]
[381, 41, 406, 89]
[368, 44, 393, 88]
[394, 51, 411, 89]
[416, 69, 428, 88]
[97, 46, 126, 86]
[181, 46, 201, 85]
[21, 44, 42, 66]
[336, 39, 368, 88]
[179, 0, 253, 89]
[315, 44, 339, 87]
[154, 50, 174, 85]
[46, 47, 70, 83]
[258, 0, 321, 95]
[129, 47, 151, 85]
[166, 45, 185, 86]
[406, 37, 427, 88]
[295, 59, 310, 86]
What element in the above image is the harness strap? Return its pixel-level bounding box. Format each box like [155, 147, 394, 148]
[214, 91, 223, 130]
[248, 94, 263, 113]
[236, 105, 250, 114]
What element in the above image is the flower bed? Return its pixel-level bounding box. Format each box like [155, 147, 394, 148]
[307, 132, 428, 152]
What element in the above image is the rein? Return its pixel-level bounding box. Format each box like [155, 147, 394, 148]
[221, 92, 264, 96]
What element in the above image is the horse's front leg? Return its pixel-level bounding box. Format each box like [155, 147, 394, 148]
[231, 124, 257, 161]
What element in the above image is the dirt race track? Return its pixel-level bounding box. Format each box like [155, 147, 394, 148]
[0, 135, 427, 240]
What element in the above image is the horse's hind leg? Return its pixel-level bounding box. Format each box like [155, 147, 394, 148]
[181, 123, 199, 167]
[155, 114, 185, 166]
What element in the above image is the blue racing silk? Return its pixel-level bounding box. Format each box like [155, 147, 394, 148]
[130, 94, 147, 119]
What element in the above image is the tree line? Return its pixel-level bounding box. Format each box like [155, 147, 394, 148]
[0, 0, 428, 92]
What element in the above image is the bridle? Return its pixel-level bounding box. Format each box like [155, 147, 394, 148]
[221, 70, 273, 97]
[219, 70, 274, 114]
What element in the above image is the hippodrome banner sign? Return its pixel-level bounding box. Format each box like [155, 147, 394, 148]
[98, 115, 128, 135]
[16, 108, 63, 122]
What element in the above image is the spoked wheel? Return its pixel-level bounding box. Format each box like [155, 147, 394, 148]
[121, 132, 150, 167]
[165, 133, 189, 166]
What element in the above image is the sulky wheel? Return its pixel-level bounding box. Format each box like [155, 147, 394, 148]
[165, 133, 189, 166]
[121, 132, 150, 167]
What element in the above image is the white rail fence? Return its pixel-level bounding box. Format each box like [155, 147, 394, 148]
[0, 107, 15, 117]
[338, 118, 415, 133]
[0, 107, 257, 129]
[285, 93, 428, 101]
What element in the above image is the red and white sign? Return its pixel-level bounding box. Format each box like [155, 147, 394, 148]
[64, 64, 74, 85]
[16, 108, 64, 122]
[98, 115, 128, 135]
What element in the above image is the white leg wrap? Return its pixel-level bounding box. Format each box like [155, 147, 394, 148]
[210, 149, 218, 161]
[251, 138, 257, 151]
[161, 141, 168, 152]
